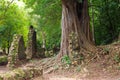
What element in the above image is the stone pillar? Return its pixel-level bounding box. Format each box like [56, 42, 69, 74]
[7, 34, 26, 69]
[26, 25, 37, 59]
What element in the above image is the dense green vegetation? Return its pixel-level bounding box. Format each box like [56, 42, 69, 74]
[90, 0, 120, 45]
[0, 0, 120, 52]
[0, 0, 29, 52]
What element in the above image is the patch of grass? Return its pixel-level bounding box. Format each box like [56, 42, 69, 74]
[79, 55, 84, 61]
[114, 54, 120, 63]
[103, 48, 109, 54]
[61, 55, 71, 66]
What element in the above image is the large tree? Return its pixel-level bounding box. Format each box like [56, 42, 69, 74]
[58, 0, 94, 59]
[24, 0, 95, 59]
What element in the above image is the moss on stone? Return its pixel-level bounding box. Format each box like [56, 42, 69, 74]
[0, 66, 43, 80]
[13, 68, 25, 78]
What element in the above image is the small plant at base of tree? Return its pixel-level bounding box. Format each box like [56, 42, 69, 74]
[103, 48, 109, 55]
[61, 55, 71, 68]
[114, 54, 120, 63]
[79, 55, 84, 61]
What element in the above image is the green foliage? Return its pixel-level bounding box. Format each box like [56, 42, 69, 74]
[0, 0, 29, 49]
[103, 48, 109, 54]
[114, 54, 120, 63]
[24, 0, 61, 50]
[0, 0, 120, 52]
[79, 55, 84, 61]
[61, 55, 71, 65]
[89, 0, 120, 45]
[26, 0, 120, 47]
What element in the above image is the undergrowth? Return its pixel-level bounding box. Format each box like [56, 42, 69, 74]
[61, 55, 71, 67]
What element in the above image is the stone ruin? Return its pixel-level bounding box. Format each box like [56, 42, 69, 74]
[6, 25, 37, 69]
[7, 34, 26, 69]
[26, 25, 37, 59]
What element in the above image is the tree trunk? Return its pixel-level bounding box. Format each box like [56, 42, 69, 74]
[7, 40, 10, 54]
[90, 0, 95, 44]
[58, 0, 94, 59]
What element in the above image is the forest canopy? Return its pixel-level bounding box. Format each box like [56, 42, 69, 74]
[0, 0, 120, 52]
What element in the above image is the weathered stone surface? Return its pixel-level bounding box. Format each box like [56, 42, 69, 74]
[26, 25, 37, 59]
[0, 66, 43, 80]
[68, 32, 84, 66]
[7, 34, 26, 69]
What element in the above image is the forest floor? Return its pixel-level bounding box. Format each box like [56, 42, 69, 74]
[32, 41, 120, 80]
[31, 58, 120, 80]
[1, 42, 120, 80]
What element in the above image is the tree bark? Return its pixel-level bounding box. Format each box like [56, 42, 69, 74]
[58, 0, 94, 59]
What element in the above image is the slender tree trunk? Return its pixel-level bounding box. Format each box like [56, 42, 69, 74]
[90, 0, 95, 44]
[7, 40, 10, 54]
[41, 31, 46, 49]
[58, 0, 95, 59]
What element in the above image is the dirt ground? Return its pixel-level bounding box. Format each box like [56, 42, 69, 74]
[1, 42, 120, 80]
[0, 66, 9, 74]
[32, 43, 120, 80]
[0, 58, 120, 80]
[33, 61, 120, 80]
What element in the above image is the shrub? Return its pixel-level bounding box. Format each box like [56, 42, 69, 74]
[61, 55, 71, 66]
[0, 55, 8, 65]
[114, 54, 120, 63]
